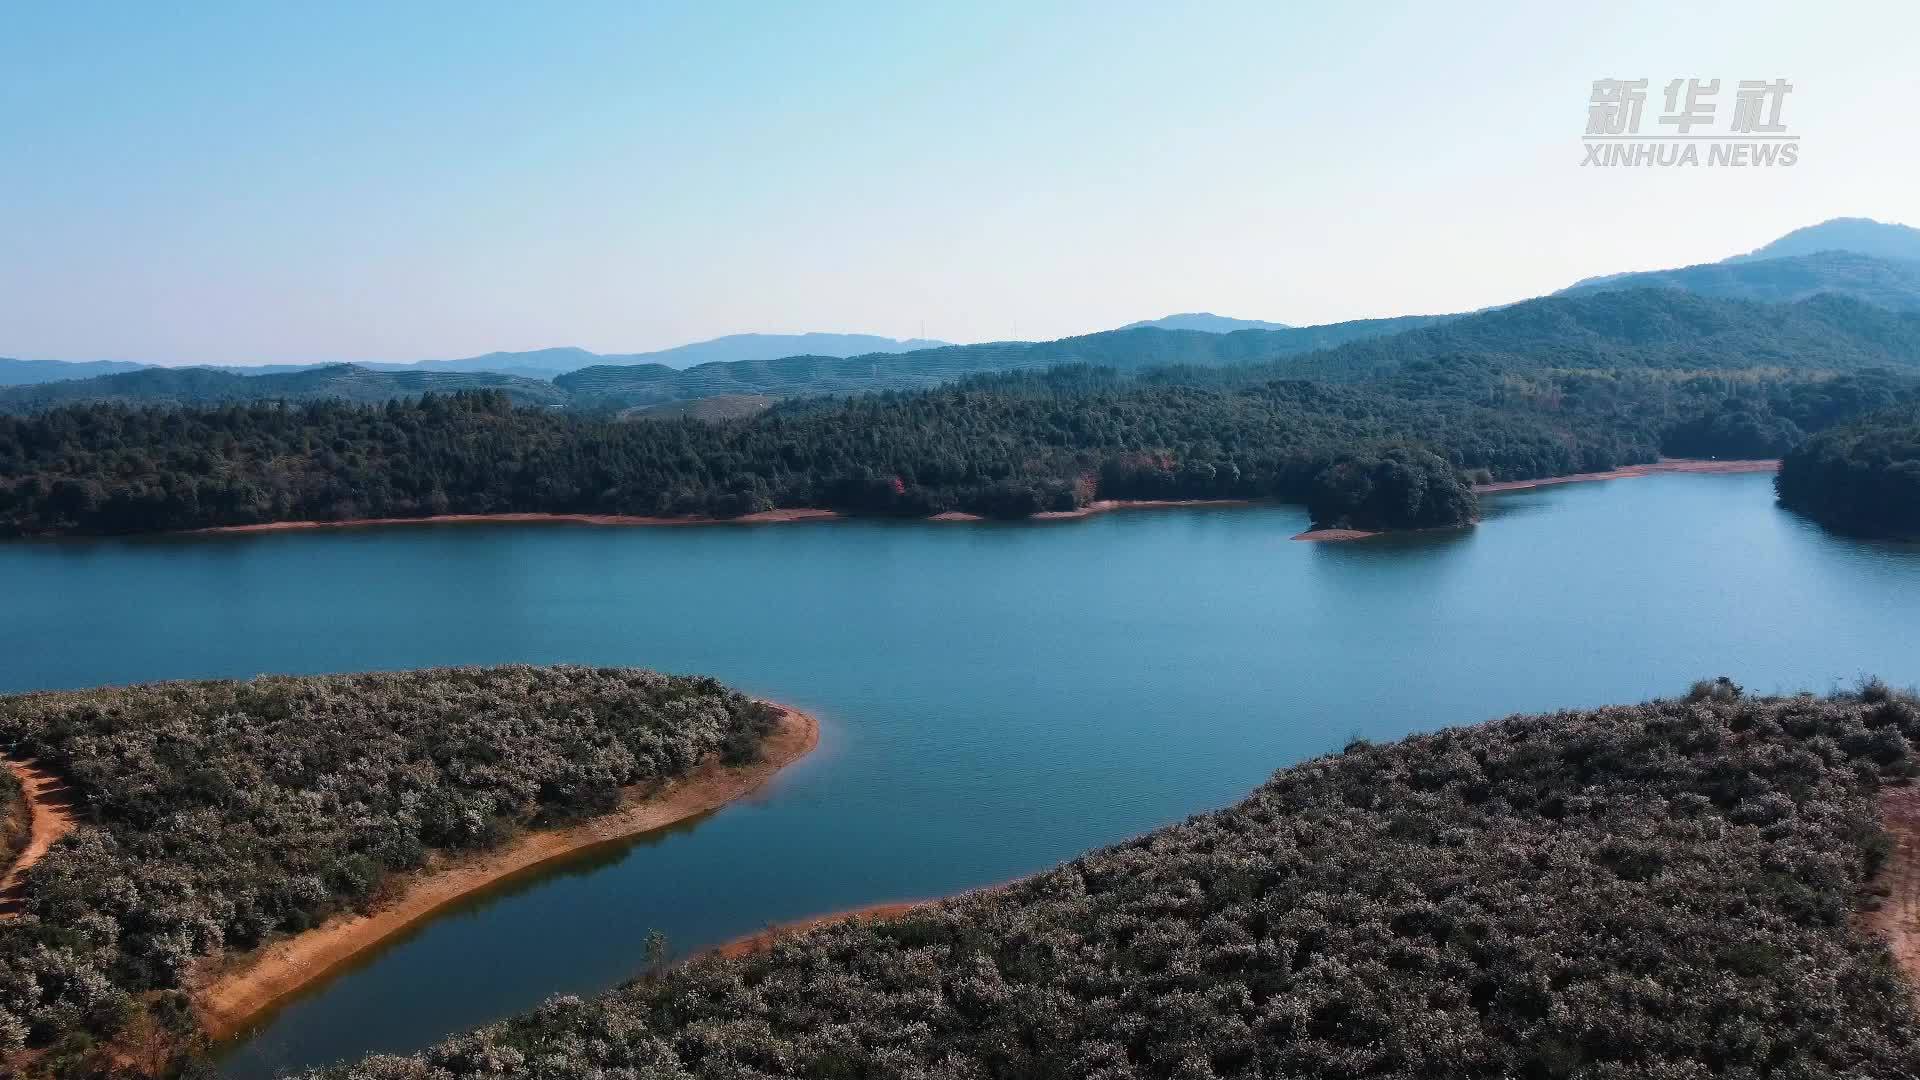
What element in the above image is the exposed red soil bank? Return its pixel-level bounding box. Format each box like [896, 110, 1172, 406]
[192, 705, 820, 1041]
[194, 508, 841, 534]
[1290, 528, 1380, 543]
[0, 760, 77, 917]
[197, 499, 1256, 535]
[1472, 458, 1779, 494]
[1868, 787, 1920, 1005]
[706, 878, 1023, 961]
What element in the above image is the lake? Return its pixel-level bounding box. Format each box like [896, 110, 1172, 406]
[2, 473, 1916, 1077]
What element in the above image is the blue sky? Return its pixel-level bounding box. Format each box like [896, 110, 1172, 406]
[2, 1, 1914, 364]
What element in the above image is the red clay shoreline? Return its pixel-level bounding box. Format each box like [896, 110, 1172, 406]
[705, 876, 1024, 962]
[1292, 458, 1780, 543]
[192, 705, 819, 1042]
[177, 460, 1774, 540]
[189, 499, 1254, 534]
[1471, 457, 1778, 494]
[192, 508, 844, 534]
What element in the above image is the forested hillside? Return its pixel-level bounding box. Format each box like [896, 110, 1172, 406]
[1559, 251, 1920, 312]
[0, 364, 567, 413]
[310, 682, 1920, 1080]
[1266, 291, 1920, 382]
[0, 665, 779, 1077]
[554, 314, 1444, 409]
[1777, 406, 1920, 539]
[3, 361, 1917, 536]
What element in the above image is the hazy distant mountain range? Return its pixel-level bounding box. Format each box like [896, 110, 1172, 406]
[1115, 313, 1292, 333]
[553, 315, 1439, 410]
[0, 333, 950, 387]
[1558, 250, 1920, 312]
[0, 358, 147, 386]
[4, 216, 1918, 413]
[1564, 217, 1920, 309]
[1728, 216, 1920, 263]
[380, 333, 953, 377]
[0, 364, 565, 412]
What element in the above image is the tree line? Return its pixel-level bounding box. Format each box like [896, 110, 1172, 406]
[1777, 405, 1920, 539]
[2, 362, 1914, 537]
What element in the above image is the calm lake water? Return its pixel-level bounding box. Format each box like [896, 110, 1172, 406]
[2, 473, 1917, 1077]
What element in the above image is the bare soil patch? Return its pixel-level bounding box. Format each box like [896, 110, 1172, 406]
[1868, 786, 1920, 1001]
[1473, 458, 1778, 494]
[0, 759, 76, 917]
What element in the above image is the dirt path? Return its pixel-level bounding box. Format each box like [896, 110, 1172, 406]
[1869, 787, 1920, 1000]
[1473, 458, 1778, 494]
[193, 705, 820, 1040]
[0, 759, 77, 917]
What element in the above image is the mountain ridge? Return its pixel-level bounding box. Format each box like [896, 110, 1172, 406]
[1114, 312, 1292, 333]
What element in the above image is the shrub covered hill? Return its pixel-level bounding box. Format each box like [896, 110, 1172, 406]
[308, 681, 1920, 1080]
[1777, 405, 1920, 540]
[0, 363, 567, 413]
[0, 666, 781, 1078]
[3, 289, 1920, 538]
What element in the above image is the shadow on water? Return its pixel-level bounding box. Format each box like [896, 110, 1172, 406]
[208, 807, 723, 1058]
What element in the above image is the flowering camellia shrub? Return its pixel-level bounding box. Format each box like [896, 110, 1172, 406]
[0, 665, 774, 1076]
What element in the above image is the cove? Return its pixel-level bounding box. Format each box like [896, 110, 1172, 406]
[1, 472, 1916, 1077]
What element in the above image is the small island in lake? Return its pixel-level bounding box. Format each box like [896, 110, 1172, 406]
[1777, 406, 1920, 540]
[1295, 445, 1479, 540]
[0, 666, 814, 1078]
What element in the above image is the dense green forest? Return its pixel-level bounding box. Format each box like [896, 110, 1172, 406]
[1260, 291, 1920, 383]
[2, 363, 1915, 537]
[1305, 446, 1479, 532]
[307, 682, 1920, 1080]
[0, 666, 778, 1077]
[3, 291, 1919, 537]
[1777, 406, 1920, 539]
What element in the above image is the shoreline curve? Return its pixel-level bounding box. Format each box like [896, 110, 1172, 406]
[1472, 457, 1778, 494]
[193, 508, 843, 534]
[190, 499, 1257, 536]
[1291, 458, 1779, 542]
[705, 876, 1019, 963]
[192, 704, 820, 1042]
[146, 461, 1775, 541]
